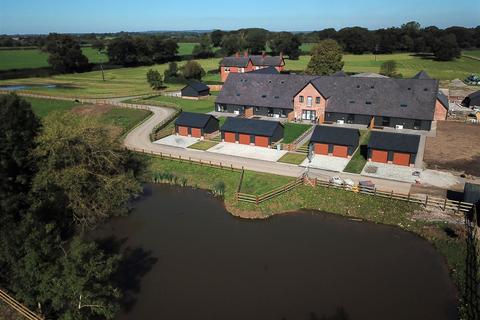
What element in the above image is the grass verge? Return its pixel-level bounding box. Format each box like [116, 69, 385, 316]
[343, 130, 371, 173]
[188, 140, 218, 150]
[99, 108, 152, 134]
[278, 152, 307, 165]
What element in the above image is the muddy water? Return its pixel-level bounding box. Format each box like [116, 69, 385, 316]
[95, 184, 458, 320]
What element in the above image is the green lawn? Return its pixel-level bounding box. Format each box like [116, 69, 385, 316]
[188, 140, 218, 150]
[134, 95, 215, 113]
[343, 130, 371, 174]
[178, 43, 197, 56]
[277, 152, 307, 165]
[24, 97, 81, 118]
[240, 171, 293, 195]
[98, 108, 152, 134]
[0, 47, 108, 70]
[282, 123, 311, 144]
[0, 58, 222, 98]
[286, 53, 480, 80]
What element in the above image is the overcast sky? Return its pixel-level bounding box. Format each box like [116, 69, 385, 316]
[1, 0, 479, 34]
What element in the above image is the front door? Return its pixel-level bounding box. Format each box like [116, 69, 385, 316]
[302, 110, 316, 121]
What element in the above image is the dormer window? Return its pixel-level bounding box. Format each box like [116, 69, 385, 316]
[356, 85, 360, 88]
[236, 93, 241, 96]
[349, 100, 355, 104]
[407, 87, 411, 91]
[370, 85, 375, 89]
[261, 94, 267, 98]
[274, 96, 279, 99]
[424, 88, 429, 91]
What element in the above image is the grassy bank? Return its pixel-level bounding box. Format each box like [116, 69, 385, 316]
[343, 130, 371, 173]
[146, 155, 466, 307]
[282, 123, 311, 144]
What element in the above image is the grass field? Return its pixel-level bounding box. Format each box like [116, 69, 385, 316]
[134, 94, 216, 113]
[343, 130, 371, 174]
[462, 50, 480, 59]
[0, 47, 108, 70]
[2, 52, 479, 99]
[24, 97, 81, 118]
[282, 123, 311, 144]
[277, 152, 307, 165]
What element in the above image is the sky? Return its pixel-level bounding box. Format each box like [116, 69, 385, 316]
[1, 0, 479, 34]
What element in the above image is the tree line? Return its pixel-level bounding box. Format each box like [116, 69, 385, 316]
[0, 94, 146, 319]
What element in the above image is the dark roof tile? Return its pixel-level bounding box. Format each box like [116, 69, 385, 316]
[310, 125, 360, 146]
[175, 112, 217, 128]
[220, 117, 282, 137]
[368, 131, 420, 153]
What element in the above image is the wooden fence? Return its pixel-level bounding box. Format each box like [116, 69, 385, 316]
[236, 175, 305, 204]
[0, 288, 44, 320]
[127, 146, 243, 173]
[283, 125, 314, 151]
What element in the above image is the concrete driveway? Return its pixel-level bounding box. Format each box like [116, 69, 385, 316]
[300, 154, 350, 172]
[154, 135, 199, 148]
[207, 142, 287, 162]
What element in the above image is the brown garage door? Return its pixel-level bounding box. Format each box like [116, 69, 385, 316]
[254, 136, 269, 147]
[393, 152, 410, 166]
[224, 131, 236, 143]
[314, 143, 329, 155]
[332, 145, 348, 158]
[178, 126, 188, 136]
[371, 149, 388, 163]
[239, 133, 250, 145]
[191, 128, 202, 138]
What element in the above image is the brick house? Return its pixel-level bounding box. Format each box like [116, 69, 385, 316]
[215, 71, 448, 131]
[219, 52, 285, 82]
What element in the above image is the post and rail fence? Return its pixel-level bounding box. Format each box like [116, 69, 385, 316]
[0, 288, 44, 320]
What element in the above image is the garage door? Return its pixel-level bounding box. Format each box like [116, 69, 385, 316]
[371, 149, 388, 163]
[254, 136, 269, 147]
[332, 145, 348, 158]
[224, 132, 236, 143]
[191, 128, 202, 138]
[239, 134, 250, 145]
[178, 126, 188, 136]
[393, 152, 410, 166]
[314, 143, 329, 155]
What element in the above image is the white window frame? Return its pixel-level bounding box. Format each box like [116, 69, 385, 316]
[307, 96, 313, 107]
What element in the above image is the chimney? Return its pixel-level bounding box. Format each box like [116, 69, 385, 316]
[262, 51, 266, 58]
[280, 52, 283, 59]
[235, 52, 240, 58]
[244, 51, 248, 57]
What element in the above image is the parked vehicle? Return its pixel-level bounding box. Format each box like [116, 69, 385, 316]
[359, 180, 375, 192]
[343, 179, 355, 189]
[329, 176, 344, 186]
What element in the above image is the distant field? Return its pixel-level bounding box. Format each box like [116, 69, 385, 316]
[178, 43, 197, 56]
[25, 97, 81, 118]
[0, 47, 108, 70]
[286, 53, 480, 80]
[135, 94, 216, 113]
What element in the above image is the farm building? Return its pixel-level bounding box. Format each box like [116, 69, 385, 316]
[219, 52, 285, 82]
[367, 131, 420, 167]
[175, 112, 219, 138]
[309, 125, 360, 158]
[215, 72, 446, 130]
[220, 117, 284, 148]
[181, 81, 210, 98]
[462, 90, 480, 109]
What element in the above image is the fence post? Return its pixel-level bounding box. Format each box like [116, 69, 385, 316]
[256, 196, 259, 205]
[231, 164, 233, 171]
[425, 195, 429, 208]
[220, 163, 223, 169]
[390, 190, 393, 199]
[443, 197, 448, 211]
[407, 192, 411, 202]
[457, 201, 461, 213]
[374, 188, 377, 196]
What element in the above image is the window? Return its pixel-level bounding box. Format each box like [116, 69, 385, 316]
[299, 96, 304, 103]
[268, 107, 274, 116]
[382, 117, 390, 127]
[224, 67, 230, 72]
[255, 107, 260, 112]
[307, 96, 313, 107]
[315, 97, 321, 104]
[240, 68, 245, 73]
[413, 119, 421, 129]
[366, 101, 372, 105]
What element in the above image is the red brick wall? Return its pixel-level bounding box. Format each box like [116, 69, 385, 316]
[293, 83, 326, 123]
[220, 60, 253, 82]
[434, 99, 448, 121]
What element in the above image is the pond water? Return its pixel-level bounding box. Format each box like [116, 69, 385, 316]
[0, 84, 71, 90]
[95, 184, 458, 320]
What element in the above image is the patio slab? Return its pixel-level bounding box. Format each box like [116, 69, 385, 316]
[207, 142, 287, 162]
[300, 154, 350, 172]
[154, 135, 199, 148]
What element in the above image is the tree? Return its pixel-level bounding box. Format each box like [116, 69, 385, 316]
[244, 28, 268, 54]
[43, 33, 90, 73]
[210, 30, 225, 47]
[181, 60, 205, 80]
[192, 36, 215, 58]
[106, 36, 140, 66]
[269, 32, 301, 59]
[220, 34, 245, 55]
[146, 69, 163, 90]
[306, 39, 344, 75]
[379, 60, 398, 77]
[91, 39, 105, 52]
[337, 27, 374, 54]
[32, 112, 142, 228]
[164, 62, 181, 83]
[433, 33, 461, 61]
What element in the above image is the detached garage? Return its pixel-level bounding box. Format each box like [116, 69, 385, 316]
[175, 112, 219, 138]
[181, 81, 210, 99]
[220, 117, 284, 148]
[309, 125, 360, 158]
[367, 131, 420, 167]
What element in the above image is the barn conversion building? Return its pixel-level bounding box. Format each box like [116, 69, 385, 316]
[219, 52, 285, 82]
[309, 126, 360, 158]
[181, 81, 210, 98]
[175, 112, 219, 138]
[367, 131, 420, 167]
[215, 71, 448, 131]
[220, 117, 284, 148]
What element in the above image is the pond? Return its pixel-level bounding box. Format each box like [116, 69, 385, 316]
[95, 184, 458, 320]
[0, 84, 74, 90]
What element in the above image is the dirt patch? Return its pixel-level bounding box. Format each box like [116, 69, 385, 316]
[71, 104, 113, 116]
[424, 121, 480, 177]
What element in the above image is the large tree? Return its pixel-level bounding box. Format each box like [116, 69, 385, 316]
[192, 35, 215, 58]
[306, 39, 344, 75]
[433, 33, 461, 61]
[210, 30, 225, 47]
[337, 27, 375, 54]
[244, 28, 268, 54]
[220, 34, 245, 55]
[269, 32, 301, 59]
[43, 33, 90, 73]
[181, 60, 206, 80]
[146, 69, 163, 90]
